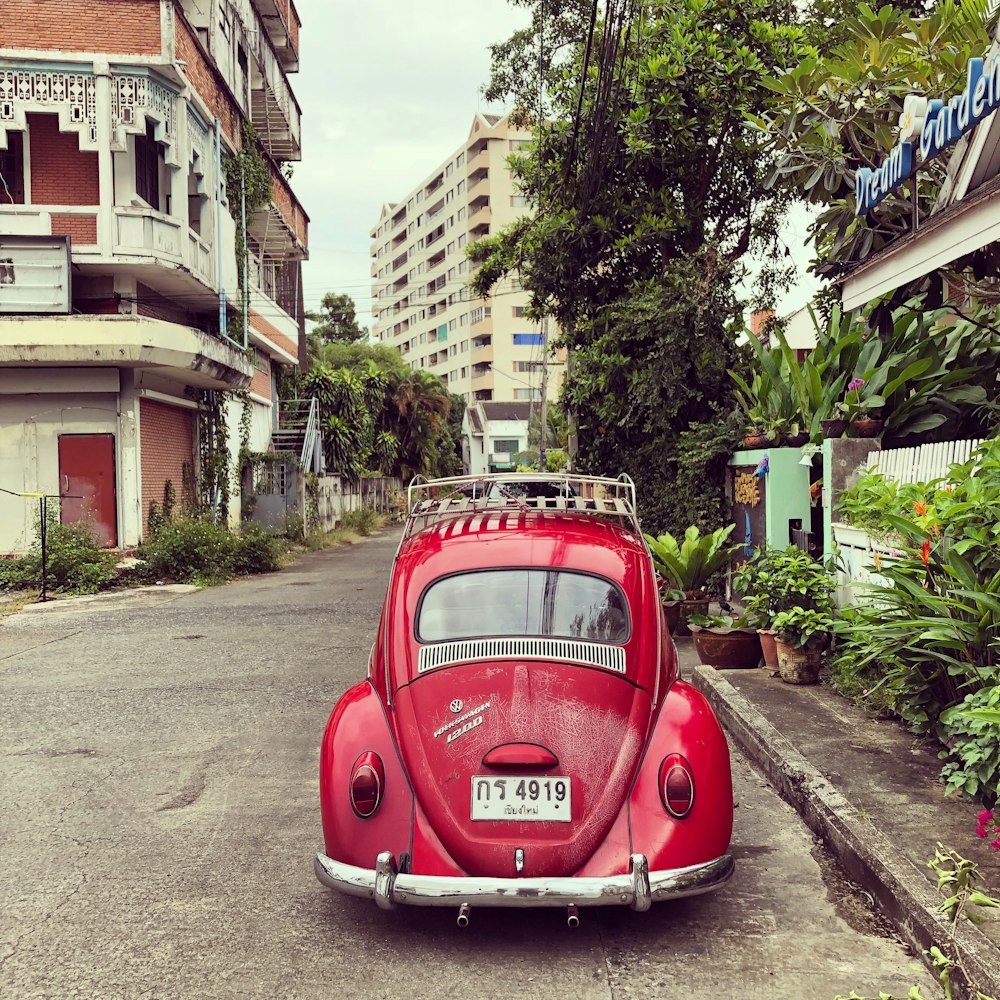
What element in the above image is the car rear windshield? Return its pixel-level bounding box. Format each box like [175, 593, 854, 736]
[417, 570, 630, 644]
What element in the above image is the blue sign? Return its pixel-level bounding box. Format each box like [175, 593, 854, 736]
[855, 54, 1000, 215]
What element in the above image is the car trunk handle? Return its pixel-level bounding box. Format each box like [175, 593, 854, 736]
[481, 743, 559, 769]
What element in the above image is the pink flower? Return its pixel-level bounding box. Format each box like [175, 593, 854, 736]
[978, 809, 993, 825]
[977, 826, 989, 838]
[992, 837, 1000, 852]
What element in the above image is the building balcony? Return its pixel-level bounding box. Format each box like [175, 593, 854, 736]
[468, 168, 489, 190]
[250, 0, 301, 72]
[469, 202, 491, 226]
[471, 343, 493, 365]
[471, 369, 493, 391]
[0, 314, 252, 390]
[249, 26, 302, 161]
[114, 206, 214, 288]
[425, 173, 444, 197]
[467, 147, 489, 174]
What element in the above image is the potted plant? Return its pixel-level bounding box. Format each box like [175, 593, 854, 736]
[687, 612, 763, 668]
[820, 402, 850, 438]
[844, 377, 885, 438]
[645, 524, 740, 637]
[770, 607, 834, 684]
[782, 421, 810, 447]
[659, 586, 686, 634]
[732, 547, 835, 670]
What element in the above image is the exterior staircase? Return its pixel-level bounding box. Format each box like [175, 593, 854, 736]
[271, 398, 324, 473]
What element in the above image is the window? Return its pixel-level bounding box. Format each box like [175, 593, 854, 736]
[515, 360, 542, 373]
[510, 138, 531, 151]
[447, 241, 455, 255]
[461, 340, 469, 352]
[457, 234, 467, 249]
[492, 438, 519, 453]
[0, 132, 25, 204]
[461, 366, 469, 377]
[513, 306, 526, 317]
[446, 162, 454, 177]
[457, 180, 465, 194]
[457, 153, 465, 167]
[457, 207, 466, 221]
[417, 570, 629, 643]
[408, 198, 414, 211]
[515, 388, 542, 401]
[448, 267, 456, 280]
[448, 318, 456, 331]
[459, 313, 468, 326]
[408, 222, 415, 235]
[458, 261, 468, 275]
[511, 195, 529, 208]
[449, 345, 457, 357]
[446, 189, 454, 203]
[135, 120, 161, 209]
[514, 333, 544, 346]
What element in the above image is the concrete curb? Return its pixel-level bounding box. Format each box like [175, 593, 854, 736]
[691, 665, 1000, 1000]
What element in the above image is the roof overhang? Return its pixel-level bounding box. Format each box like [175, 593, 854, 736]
[840, 174, 1000, 311]
[0, 315, 252, 390]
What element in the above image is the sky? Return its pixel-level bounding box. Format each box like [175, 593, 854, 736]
[291, 1, 531, 328]
[289, 1, 820, 329]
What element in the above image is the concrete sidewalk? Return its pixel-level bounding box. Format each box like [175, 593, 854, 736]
[683, 639, 1000, 998]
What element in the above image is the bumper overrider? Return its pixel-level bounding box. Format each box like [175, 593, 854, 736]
[314, 851, 734, 911]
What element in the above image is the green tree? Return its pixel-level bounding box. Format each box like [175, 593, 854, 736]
[473, 0, 809, 532]
[758, 0, 996, 276]
[307, 292, 368, 349]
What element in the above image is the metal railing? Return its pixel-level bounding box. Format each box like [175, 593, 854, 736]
[403, 473, 640, 541]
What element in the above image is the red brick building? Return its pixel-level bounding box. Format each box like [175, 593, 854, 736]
[0, 0, 308, 552]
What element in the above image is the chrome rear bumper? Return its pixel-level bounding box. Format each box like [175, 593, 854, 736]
[314, 851, 734, 911]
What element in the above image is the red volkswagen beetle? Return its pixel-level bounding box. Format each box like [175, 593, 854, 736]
[315, 474, 734, 923]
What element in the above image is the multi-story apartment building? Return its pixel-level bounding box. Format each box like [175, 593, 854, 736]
[370, 113, 562, 469]
[0, 0, 307, 553]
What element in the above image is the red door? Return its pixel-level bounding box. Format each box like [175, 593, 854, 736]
[58, 434, 118, 547]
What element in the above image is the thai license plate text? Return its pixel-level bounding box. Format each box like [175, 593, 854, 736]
[470, 775, 571, 822]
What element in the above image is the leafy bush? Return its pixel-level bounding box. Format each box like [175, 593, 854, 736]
[340, 507, 380, 536]
[831, 438, 1000, 803]
[940, 688, 1000, 804]
[230, 525, 286, 575]
[136, 519, 237, 583]
[732, 546, 835, 628]
[0, 519, 117, 595]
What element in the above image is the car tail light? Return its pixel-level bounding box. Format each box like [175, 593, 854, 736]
[350, 752, 384, 818]
[659, 754, 694, 818]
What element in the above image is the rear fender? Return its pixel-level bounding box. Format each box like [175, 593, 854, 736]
[628, 679, 733, 870]
[320, 681, 414, 869]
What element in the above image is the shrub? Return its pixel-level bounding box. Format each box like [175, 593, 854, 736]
[340, 507, 380, 536]
[231, 525, 286, 575]
[1, 518, 117, 595]
[732, 546, 834, 628]
[831, 437, 1000, 803]
[136, 518, 238, 583]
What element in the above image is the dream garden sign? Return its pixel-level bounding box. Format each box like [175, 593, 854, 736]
[855, 52, 1000, 214]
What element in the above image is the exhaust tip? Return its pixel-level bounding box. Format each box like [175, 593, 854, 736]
[457, 903, 470, 928]
[567, 904, 580, 928]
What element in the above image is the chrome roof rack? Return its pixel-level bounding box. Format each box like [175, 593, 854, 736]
[402, 472, 641, 541]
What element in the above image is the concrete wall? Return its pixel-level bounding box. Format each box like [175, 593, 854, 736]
[0, 370, 125, 553]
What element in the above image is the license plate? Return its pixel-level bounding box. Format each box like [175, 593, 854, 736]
[470, 775, 571, 822]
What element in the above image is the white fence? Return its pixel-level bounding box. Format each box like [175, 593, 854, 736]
[860, 439, 983, 484]
[834, 438, 982, 606]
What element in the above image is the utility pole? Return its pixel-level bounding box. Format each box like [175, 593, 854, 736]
[539, 317, 548, 472]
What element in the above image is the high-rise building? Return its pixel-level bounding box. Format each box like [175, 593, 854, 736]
[370, 114, 562, 470]
[0, 0, 308, 552]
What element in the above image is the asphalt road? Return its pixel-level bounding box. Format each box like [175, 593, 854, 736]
[0, 529, 935, 1000]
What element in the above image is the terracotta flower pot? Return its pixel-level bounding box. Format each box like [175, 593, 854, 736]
[851, 417, 883, 439]
[758, 628, 779, 669]
[742, 431, 768, 449]
[783, 431, 810, 447]
[662, 600, 682, 635]
[820, 418, 849, 439]
[672, 597, 710, 638]
[774, 637, 823, 685]
[690, 626, 762, 669]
